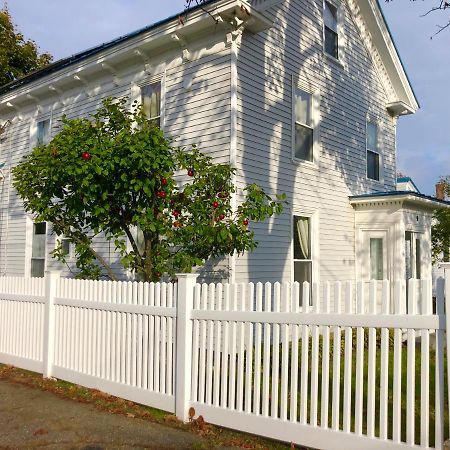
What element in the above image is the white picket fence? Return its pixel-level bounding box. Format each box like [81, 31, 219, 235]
[0, 271, 449, 450]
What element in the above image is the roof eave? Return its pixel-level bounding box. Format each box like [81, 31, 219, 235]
[368, 0, 419, 113]
[0, 0, 271, 105]
[349, 193, 450, 211]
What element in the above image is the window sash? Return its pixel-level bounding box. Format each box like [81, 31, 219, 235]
[367, 150, 380, 181]
[370, 237, 384, 280]
[295, 123, 313, 162]
[324, 27, 338, 59]
[31, 259, 45, 278]
[294, 88, 314, 162]
[324, 1, 338, 32]
[141, 82, 161, 126]
[37, 119, 50, 146]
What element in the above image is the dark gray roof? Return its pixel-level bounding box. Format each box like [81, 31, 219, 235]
[0, 0, 218, 96]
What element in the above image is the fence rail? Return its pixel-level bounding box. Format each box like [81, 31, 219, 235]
[0, 271, 449, 450]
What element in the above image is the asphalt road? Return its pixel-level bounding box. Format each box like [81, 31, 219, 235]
[0, 379, 213, 449]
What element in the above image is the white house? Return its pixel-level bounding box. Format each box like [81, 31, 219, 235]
[0, 0, 448, 292]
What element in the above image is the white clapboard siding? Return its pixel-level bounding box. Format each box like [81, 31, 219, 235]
[234, 0, 396, 284]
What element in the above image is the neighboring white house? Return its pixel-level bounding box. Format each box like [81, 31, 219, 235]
[0, 0, 448, 290]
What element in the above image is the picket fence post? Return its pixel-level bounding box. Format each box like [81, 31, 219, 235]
[42, 271, 60, 378]
[175, 273, 198, 421]
[442, 262, 450, 439]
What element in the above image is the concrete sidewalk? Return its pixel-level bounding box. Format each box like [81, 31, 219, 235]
[0, 379, 220, 449]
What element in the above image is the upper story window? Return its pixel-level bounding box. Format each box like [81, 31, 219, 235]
[294, 88, 314, 162]
[141, 81, 161, 127]
[36, 119, 50, 146]
[366, 121, 380, 181]
[324, 1, 339, 59]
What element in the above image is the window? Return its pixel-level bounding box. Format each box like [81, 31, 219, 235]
[141, 81, 161, 126]
[31, 222, 46, 278]
[370, 238, 383, 280]
[366, 121, 380, 181]
[57, 236, 71, 257]
[324, 1, 338, 59]
[294, 88, 314, 162]
[405, 231, 422, 280]
[36, 119, 50, 146]
[293, 216, 312, 306]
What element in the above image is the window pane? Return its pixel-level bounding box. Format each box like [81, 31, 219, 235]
[141, 82, 161, 121]
[32, 235, 46, 259]
[324, 27, 338, 58]
[34, 222, 46, 235]
[61, 238, 71, 256]
[367, 122, 377, 151]
[324, 1, 337, 32]
[415, 238, 421, 279]
[370, 238, 383, 280]
[293, 216, 311, 260]
[294, 261, 312, 306]
[295, 124, 313, 162]
[367, 150, 380, 181]
[405, 231, 412, 280]
[37, 119, 50, 146]
[295, 89, 312, 126]
[31, 259, 45, 278]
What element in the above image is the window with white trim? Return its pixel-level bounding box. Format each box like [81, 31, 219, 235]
[366, 121, 380, 181]
[370, 237, 384, 280]
[324, 1, 339, 59]
[294, 88, 314, 162]
[141, 81, 161, 126]
[56, 236, 72, 257]
[405, 231, 422, 280]
[293, 215, 313, 305]
[36, 118, 51, 146]
[31, 222, 46, 278]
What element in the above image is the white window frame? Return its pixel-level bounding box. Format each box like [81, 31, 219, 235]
[130, 73, 166, 130]
[292, 81, 320, 165]
[291, 209, 320, 292]
[405, 230, 423, 280]
[25, 218, 47, 278]
[358, 228, 389, 281]
[323, 0, 343, 63]
[366, 118, 383, 183]
[30, 115, 52, 150]
[55, 235, 73, 259]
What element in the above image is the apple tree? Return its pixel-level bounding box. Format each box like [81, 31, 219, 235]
[13, 97, 286, 281]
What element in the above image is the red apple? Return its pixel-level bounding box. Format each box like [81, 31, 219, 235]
[81, 151, 91, 160]
[243, 218, 249, 226]
[161, 178, 168, 186]
[219, 213, 225, 220]
[157, 191, 166, 198]
[187, 169, 194, 177]
[212, 201, 219, 209]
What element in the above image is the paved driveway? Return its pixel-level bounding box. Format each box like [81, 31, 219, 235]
[0, 379, 214, 449]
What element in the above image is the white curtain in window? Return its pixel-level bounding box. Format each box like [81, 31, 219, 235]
[295, 89, 312, 127]
[296, 217, 310, 260]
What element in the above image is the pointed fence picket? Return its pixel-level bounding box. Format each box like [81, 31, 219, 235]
[0, 271, 449, 450]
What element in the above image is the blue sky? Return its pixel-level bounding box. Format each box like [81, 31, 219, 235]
[6, 0, 449, 195]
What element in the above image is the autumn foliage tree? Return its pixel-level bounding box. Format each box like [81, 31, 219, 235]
[0, 7, 52, 87]
[13, 98, 286, 281]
